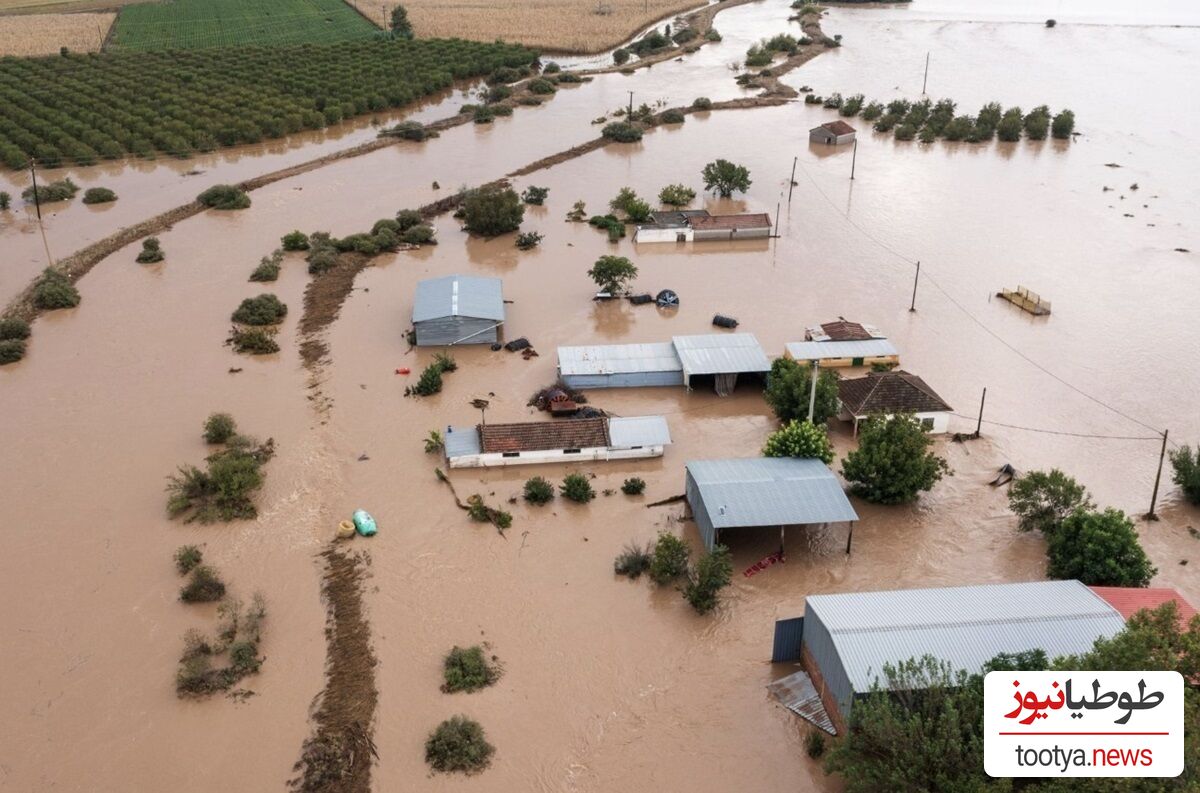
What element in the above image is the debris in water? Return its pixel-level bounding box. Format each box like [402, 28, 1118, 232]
[1104, 162, 1122, 168]
[490, 343, 502, 351]
[1176, 248, 1191, 253]
[1129, 183, 1139, 190]
[655, 289, 680, 308]
[228, 367, 243, 373]
[504, 337, 532, 352]
[628, 293, 654, 305]
[712, 314, 739, 329]
[357, 453, 370, 462]
[989, 464, 1017, 487]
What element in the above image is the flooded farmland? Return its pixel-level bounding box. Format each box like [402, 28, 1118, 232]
[1, 0, 1198, 791]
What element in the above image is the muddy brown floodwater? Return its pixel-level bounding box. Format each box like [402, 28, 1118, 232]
[2, 0, 1199, 791]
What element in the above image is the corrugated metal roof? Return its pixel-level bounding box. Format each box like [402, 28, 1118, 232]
[608, 416, 672, 448]
[557, 342, 682, 376]
[672, 334, 771, 376]
[807, 580, 1126, 693]
[786, 339, 898, 361]
[686, 458, 859, 528]
[444, 425, 482, 457]
[413, 275, 504, 322]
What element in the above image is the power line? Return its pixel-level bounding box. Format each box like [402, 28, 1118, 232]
[948, 413, 1159, 441]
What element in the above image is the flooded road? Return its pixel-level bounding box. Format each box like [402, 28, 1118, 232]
[2, 0, 1198, 791]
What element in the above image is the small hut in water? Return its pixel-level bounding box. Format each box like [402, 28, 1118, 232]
[411, 274, 504, 346]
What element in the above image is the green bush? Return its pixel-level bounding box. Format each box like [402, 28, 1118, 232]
[462, 185, 524, 236]
[0, 317, 31, 341]
[521, 185, 549, 205]
[486, 84, 512, 102]
[174, 545, 203, 574]
[227, 326, 279, 355]
[602, 122, 642, 143]
[588, 255, 638, 294]
[861, 101, 884, 121]
[515, 231, 542, 250]
[805, 730, 826, 758]
[382, 120, 433, 141]
[658, 183, 695, 206]
[424, 430, 444, 454]
[894, 123, 917, 141]
[203, 412, 237, 444]
[1007, 469, 1094, 535]
[704, 29, 721, 41]
[395, 209, 423, 230]
[441, 645, 499, 693]
[167, 436, 274, 522]
[996, 108, 1023, 142]
[231, 293, 287, 325]
[425, 716, 494, 774]
[398, 223, 432, 245]
[180, 564, 226, 602]
[841, 414, 951, 504]
[649, 531, 690, 584]
[683, 544, 732, 614]
[82, 186, 117, 204]
[661, 108, 685, 124]
[412, 364, 444, 396]
[614, 541, 652, 578]
[528, 78, 555, 95]
[560, 473, 595, 503]
[250, 250, 283, 282]
[1168, 445, 1200, 505]
[370, 217, 400, 235]
[0, 191, 9, 210]
[488, 66, 521, 84]
[473, 105, 495, 124]
[1024, 105, 1051, 140]
[136, 237, 164, 263]
[621, 477, 646, 495]
[763, 420, 834, 463]
[840, 94, 865, 117]
[523, 476, 555, 504]
[1047, 508, 1156, 587]
[671, 27, 697, 43]
[32, 268, 80, 310]
[0, 339, 27, 365]
[542, 61, 561, 73]
[281, 230, 310, 251]
[197, 184, 250, 210]
[613, 47, 630, 65]
[692, 97, 713, 110]
[745, 45, 772, 67]
[1051, 109, 1075, 139]
[306, 234, 339, 274]
[22, 178, 78, 203]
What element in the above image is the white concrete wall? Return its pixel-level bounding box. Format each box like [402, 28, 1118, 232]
[448, 444, 665, 468]
[837, 410, 952, 435]
[634, 226, 691, 243]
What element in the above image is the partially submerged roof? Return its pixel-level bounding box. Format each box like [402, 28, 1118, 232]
[444, 425, 482, 458]
[479, 417, 608, 453]
[786, 339, 898, 361]
[557, 342, 682, 376]
[806, 580, 1126, 693]
[838, 370, 952, 415]
[814, 120, 856, 136]
[412, 274, 504, 323]
[672, 333, 771, 376]
[608, 416, 672, 448]
[808, 320, 882, 342]
[688, 213, 772, 231]
[1089, 586, 1199, 626]
[686, 457, 859, 528]
[649, 209, 711, 227]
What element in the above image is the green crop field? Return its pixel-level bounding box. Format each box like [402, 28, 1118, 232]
[0, 38, 538, 168]
[108, 0, 380, 51]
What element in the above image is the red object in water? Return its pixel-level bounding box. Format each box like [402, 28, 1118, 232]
[743, 551, 784, 578]
[395, 367, 411, 375]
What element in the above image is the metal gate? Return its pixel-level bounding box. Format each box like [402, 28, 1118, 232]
[771, 617, 804, 662]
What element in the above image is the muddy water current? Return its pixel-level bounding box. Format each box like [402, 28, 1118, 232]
[2, 1, 1198, 791]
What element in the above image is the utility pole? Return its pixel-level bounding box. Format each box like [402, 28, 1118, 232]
[974, 387, 987, 438]
[922, 52, 930, 94]
[627, 91, 634, 117]
[850, 138, 858, 180]
[773, 202, 780, 239]
[1146, 429, 1169, 521]
[29, 157, 42, 221]
[909, 260, 920, 312]
[787, 156, 797, 203]
[807, 360, 819, 422]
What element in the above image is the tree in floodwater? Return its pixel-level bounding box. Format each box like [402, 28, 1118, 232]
[763, 357, 838, 425]
[1007, 468, 1094, 536]
[701, 159, 751, 197]
[587, 255, 638, 295]
[1047, 508, 1156, 587]
[1051, 109, 1075, 139]
[841, 413, 950, 504]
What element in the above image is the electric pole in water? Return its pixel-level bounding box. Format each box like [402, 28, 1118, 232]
[807, 360, 820, 421]
[850, 138, 858, 180]
[787, 156, 797, 203]
[29, 157, 42, 221]
[909, 260, 920, 312]
[974, 387, 987, 438]
[1146, 429, 1170, 520]
[627, 91, 634, 117]
[922, 52, 930, 94]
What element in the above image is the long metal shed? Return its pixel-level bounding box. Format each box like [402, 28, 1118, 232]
[784, 339, 899, 368]
[684, 457, 858, 551]
[412, 274, 504, 346]
[557, 342, 684, 389]
[672, 333, 771, 395]
[798, 580, 1127, 726]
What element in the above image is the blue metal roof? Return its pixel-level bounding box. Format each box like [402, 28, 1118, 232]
[557, 342, 682, 376]
[672, 333, 771, 376]
[785, 339, 898, 361]
[443, 425, 481, 457]
[608, 416, 672, 448]
[686, 457, 858, 528]
[413, 275, 504, 322]
[806, 580, 1127, 693]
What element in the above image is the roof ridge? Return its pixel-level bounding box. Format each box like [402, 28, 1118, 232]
[827, 609, 1121, 637]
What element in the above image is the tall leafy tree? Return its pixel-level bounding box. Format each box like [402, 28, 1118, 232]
[1007, 468, 1094, 536]
[1169, 444, 1200, 505]
[840, 413, 950, 504]
[390, 4, 413, 38]
[701, 158, 751, 197]
[763, 358, 838, 425]
[1046, 508, 1156, 587]
[587, 255, 638, 294]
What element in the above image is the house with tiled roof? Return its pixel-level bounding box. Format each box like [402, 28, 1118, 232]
[836, 370, 954, 435]
[443, 416, 671, 468]
[810, 120, 857, 145]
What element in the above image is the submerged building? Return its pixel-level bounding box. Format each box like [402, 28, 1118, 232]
[444, 415, 671, 468]
[809, 120, 857, 145]
[632, 209, 772, 243]
[412, 274, 504, 346]
[837, 370, 954, 435]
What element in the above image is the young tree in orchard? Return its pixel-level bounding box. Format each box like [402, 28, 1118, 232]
[762, 420, 834, 464]
[763, 358, 838, 424]
[1046, 508, 1156, 587]
[1007, 468, 1094, 536]
[461, 185, 523, 236]
[587, 255, 638, 295]
[701, 159, 752, 197]
[840, 413, 950, 504]
[391, 5, 413, 38]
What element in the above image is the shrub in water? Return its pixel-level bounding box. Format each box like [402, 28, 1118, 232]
[614, 541, 652, 578]
[658, 183, 695, 206]
[692, 97, 713, 110]
[613, 48, 630, 65]
[231, 294, 287, 325]
[382, 120, 433, 141]
[281, 230, 310, 251]
[250, 250, 283, 282]
[197, 184, 251, 210]
[1051, 109, 1075, 139]
[203, 412, 237, 444]
[528, 78, 555, 95]
[167, 437, 274, 522]
[0, 317, 30, 340]
[0, 339, 26, 365]
[682, 544, 733, 614]
[425, 716, 494, 774]
[649, 531, 690, 584]
[82, 187, 116, 204]
[805, 730, 827, 758]
[462, 185, 524, 236]
[705, 29, 721, 41]
[621, 477, 646, 495]
[403, 224, 436, 244]
[521, 185, 549, 205]
[227, 326, 279, 355]
[473, 105, 495, 124]
[560, 473, 595, 503]
[136, 237, 164, 263]
[22, 178, 78, 203]
[180, 564, 226, 602]
[0, 191, 9, 210]
[523, 476, 555, 504]
[424, 430, 444, 454]
[543, 61, 561, 73]
[395, 209, 423, 230]
[32, 268, 80, 310]
[602, 122, 642, 143]
[661, 109, 685, 124]
[1169, 445, 1200, 505]
[515, 231, 543, 250]
[306, 246, 338, 275]
[442, 645, 500, 693]
[174, 545, 203, 574]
